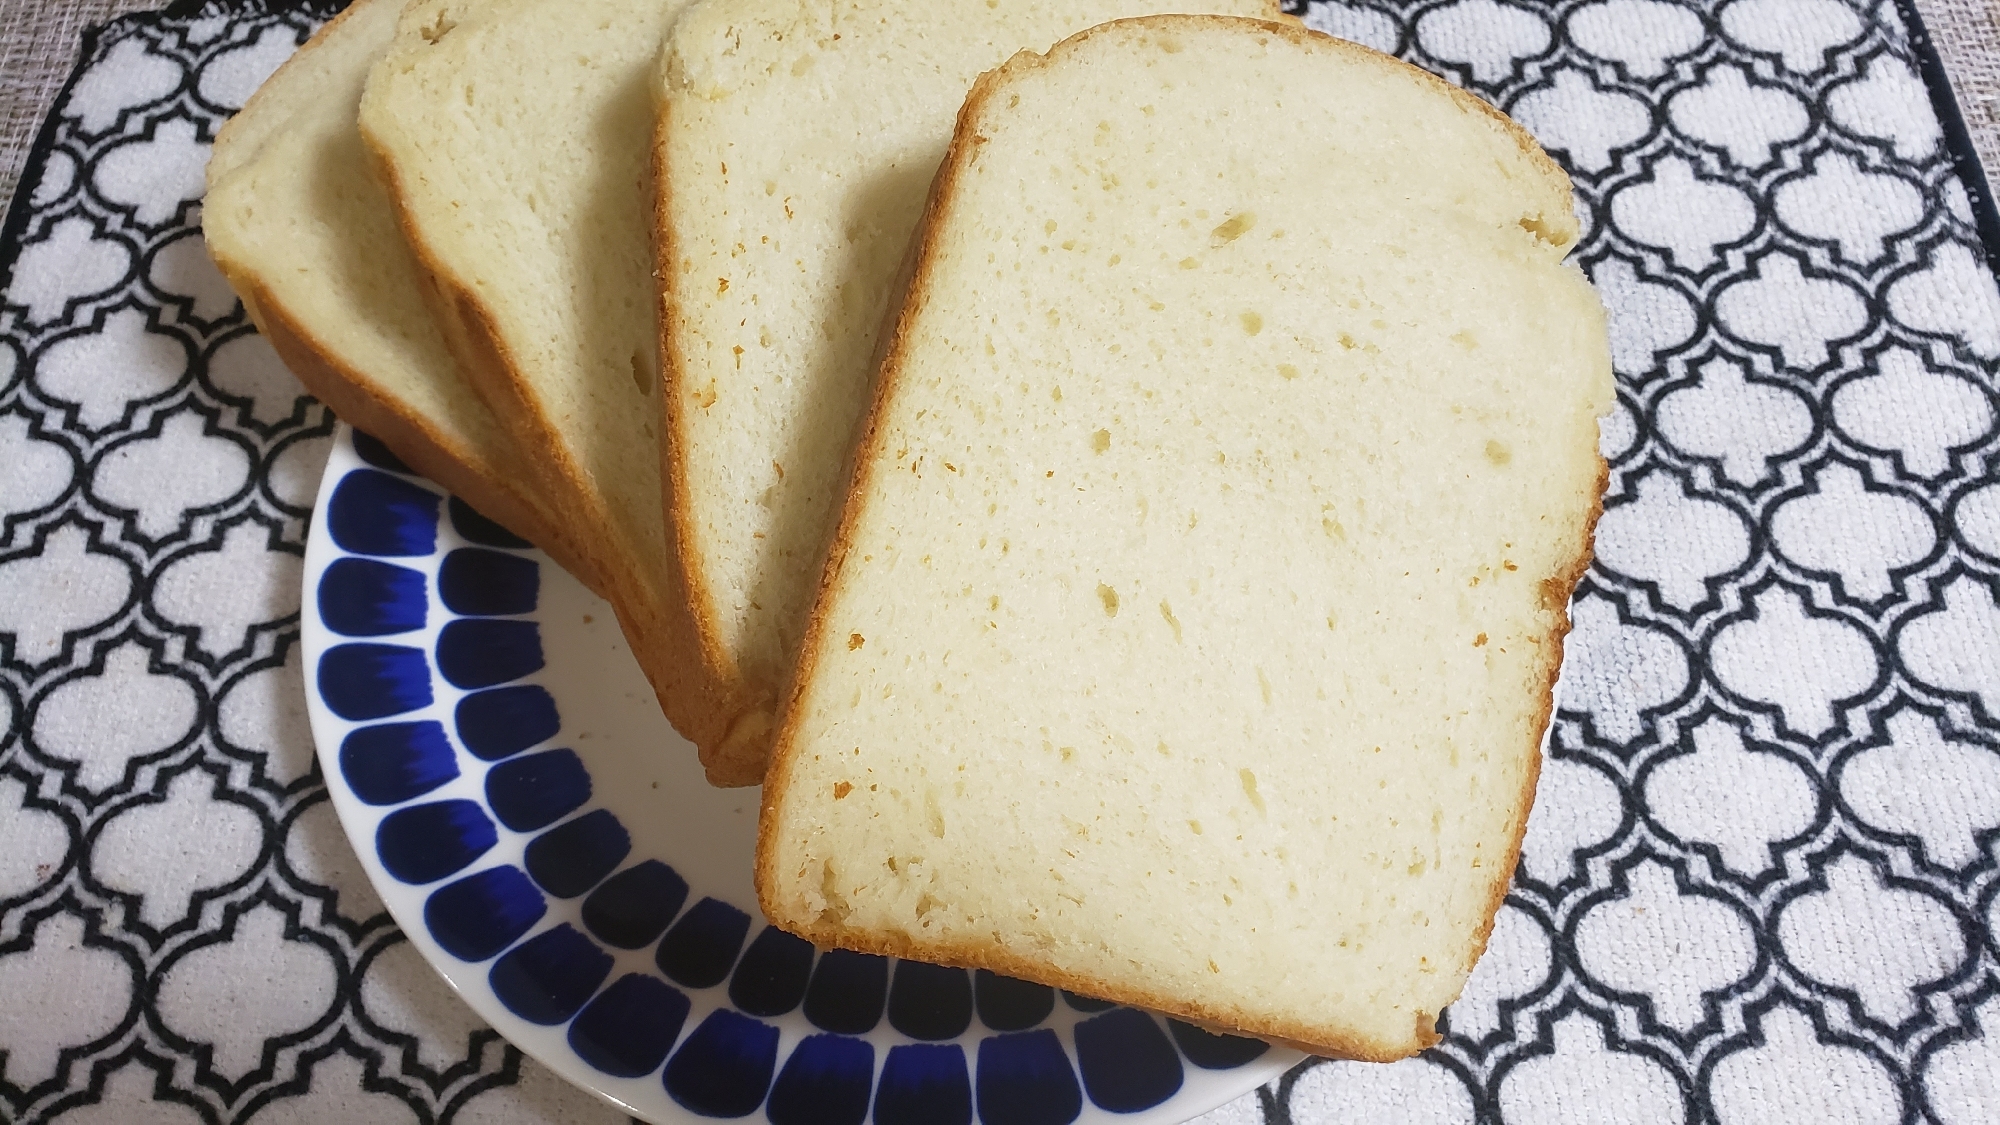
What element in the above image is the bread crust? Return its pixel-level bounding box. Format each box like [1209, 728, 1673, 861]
[758, 13, 1605, 1060]
[1452, 453, 1610, 1043]
[219, 266, 608, 592]
[386, 167, 756, 785]
[651, 86, 773, 787]
[204, 0, 605, 594]
[355, 140, 593, 536]
[360, 29, 762, 786]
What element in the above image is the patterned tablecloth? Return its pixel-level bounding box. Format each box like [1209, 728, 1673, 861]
[3, 0, 2000, 1122]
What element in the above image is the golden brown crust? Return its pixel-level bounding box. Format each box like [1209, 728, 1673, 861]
[362, 134, 646, 609]
[1454, 453, 1608, 1037]
[204, 0, 605, 593]
[1258, 0, 1301, 24]
[651, 86, 771, 786]
[357, 138, 589, 528]
[214, 262, 611, 594]
[758, 13, 1607, 1059]
[362, 73, 757, 787]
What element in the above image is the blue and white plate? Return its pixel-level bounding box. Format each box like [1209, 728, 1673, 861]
[302, 424, 1300, 1124]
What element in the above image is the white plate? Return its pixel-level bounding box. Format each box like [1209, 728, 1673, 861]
[301, 424, 1298, 1124]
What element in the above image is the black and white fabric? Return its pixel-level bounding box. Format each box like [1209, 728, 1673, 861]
[1, 0, 1997, 1122]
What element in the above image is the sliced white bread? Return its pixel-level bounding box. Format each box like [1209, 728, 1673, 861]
[203, 0, 600, 589]
[758, 16, 1614, 1059]
[357, 0, 744, 780]
[656, 0, 1286, 778]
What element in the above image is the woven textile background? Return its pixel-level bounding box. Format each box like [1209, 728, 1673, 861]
[3, 0, 1996, 211]
[3, 0, 2000, 1122]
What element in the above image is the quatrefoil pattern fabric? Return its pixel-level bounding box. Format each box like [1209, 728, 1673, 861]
[2, 0, 1998, 1122]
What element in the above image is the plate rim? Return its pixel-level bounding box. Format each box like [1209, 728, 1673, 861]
[300, 422, 1301, 1125]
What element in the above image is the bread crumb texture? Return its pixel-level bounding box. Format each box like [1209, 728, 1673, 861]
[762, 16, 1611, 1060]
[659, 0, 1279, 705]
[360, 0, 692, 728]
[205, 0, 524, 526]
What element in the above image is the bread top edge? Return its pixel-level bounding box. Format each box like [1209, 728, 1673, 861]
[757, 11, 1608, 1058]
[651, 0, 1301, 765]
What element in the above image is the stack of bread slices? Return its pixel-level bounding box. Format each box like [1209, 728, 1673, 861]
[206, 0, 1612, 1060]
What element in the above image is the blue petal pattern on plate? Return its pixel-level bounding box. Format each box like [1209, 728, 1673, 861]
[449, 494, 532, 548]
[887, 959, 973, 1040]
[437, 618, 544, 689]
[328, 469, 438, 556]
[766, 1034, 874, 1125]
[805, 949, 891, 1035]
[1073, 1009, 1184, 1112]
[582, 860, 688, 949]
[455, 684, 560, 760]
[664, 1009, 781, 1117]
[657, 896, 751, 988]
[976, 970, 1057, 1032]
[376, 799, 496, 884]
[1063, 991, 1118, 1013]
[319, 558, 427, 636]
[486, 748, 592, 831]
[730, 925, 815, 1017]
[425, 865, 546, 962]
[339, 721, 458, 805]
[877, 1042, 973, 1125]
[318, 643, 431, 720]
[525, 808, 632, 898]
[309, 428, 1285, 1124]
[489, 923, 615, 1025]
[570, 973, 692, 1078]
[440, 547, 539, 616]
[1166, 1019, 1271, 1070]
[977, 1029, 1083, 1125]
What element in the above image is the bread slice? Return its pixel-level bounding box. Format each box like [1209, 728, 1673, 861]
[203, 0, 601, 589]
[357, 0, 745, 779]
[655, 0, 1286, 779]
[757, 16, 1614, 1059]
